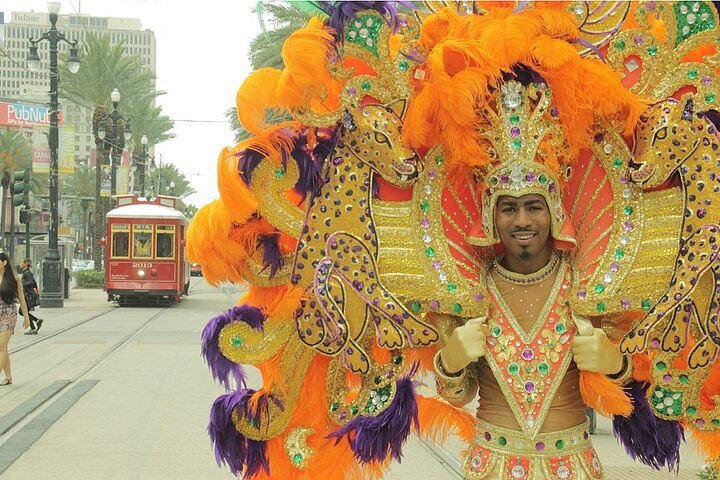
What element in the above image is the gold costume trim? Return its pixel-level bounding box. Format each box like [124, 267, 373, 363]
[463, 419, 603, 480]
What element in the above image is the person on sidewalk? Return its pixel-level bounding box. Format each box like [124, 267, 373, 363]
[19, 258, 42, 335]
[0, 252, 31, 386]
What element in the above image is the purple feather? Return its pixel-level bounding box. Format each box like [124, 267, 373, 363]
[327, 363, 420, 463]
[201, 305, 266, 390]
[237, 149, 265, 185]
[612, 381, 684, 472]
[258, 233, 282, 278]
[321, 1, 415, 42]
[208, 390, 270, 478]
[291, 127, 336, 201]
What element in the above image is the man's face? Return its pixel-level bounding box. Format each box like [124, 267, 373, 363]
[494, 194, 552, 261]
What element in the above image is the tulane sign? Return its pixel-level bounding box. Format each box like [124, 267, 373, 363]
[0, 100, 63, 127]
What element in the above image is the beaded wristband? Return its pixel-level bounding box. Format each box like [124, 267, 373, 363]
[433, 351, 471, 401]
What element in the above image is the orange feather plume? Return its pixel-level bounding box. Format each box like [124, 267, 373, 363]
[579, 371, 632, 417]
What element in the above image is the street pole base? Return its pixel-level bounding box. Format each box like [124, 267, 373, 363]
[40, 292, 64, 308]
[41, 256, 65, 308]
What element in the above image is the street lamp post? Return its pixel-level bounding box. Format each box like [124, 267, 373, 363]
[139, 135, 155, 198]
[97, 88, 132, 196]
[27, 1, 80, 308]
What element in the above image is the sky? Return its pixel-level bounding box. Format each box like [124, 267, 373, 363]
[2, 0, 263, 209]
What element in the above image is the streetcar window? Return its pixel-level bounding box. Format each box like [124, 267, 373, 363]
[111, 224, 130, 258]
[156, 225, 175, 259]
[132, 224, 154, 258]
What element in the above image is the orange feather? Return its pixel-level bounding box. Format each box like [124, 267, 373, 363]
[579, 371, 632, 417]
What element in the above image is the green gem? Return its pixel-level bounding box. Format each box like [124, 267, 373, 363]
[555, 323, 566, 334]
[492, 326, 502, 337]
[434, 154, 444, 165]
[292, 453, 303, 464]
[374, 376, 382, 385]
[596, 302, 607, 313]
[508, 364, 520, 375]
[420, 200, 430, 211]
[688, 69, 699, 80]
[706, 93, 716, 103]
[538, 174, 548, 185]
[624, 205, 634, 215]
[713, 419, 720, 426]
[511, 139, 522, 149]
[656, 362, 666, 371]
[538, 362, 549, 374]
[615, 40, 626, 50]
[614, 249, 625, 260]
[330, 402, 339, 412]
[612, 158, 623, 168]
[687, 406, 697, 415]
[448, 283, 458, 292]
[498, 436, 507, 446]
[556, 440, 565, 450]
[411, 302, 421, 312]
[641, 299, 652, 310]
[647, 45, 658, 56]
[393, 355, 403, 365]
[350, 405, 359, 415]
[509, 114, 520, 124]
[489, 176, 499, 186]
[452, 303, 463, 314]
[274, 168, 285, 179]
[398, 60, 409, 71]
[594, 284, 605, 294]
[361, 80, 372, 91]
[231, 336, 243, 347]
[425, 247, 435, 257]
[680, 375, 689, 384]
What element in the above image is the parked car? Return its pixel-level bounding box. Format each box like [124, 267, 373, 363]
[72, 260, 95, 272]
[190, 263, 203, 277]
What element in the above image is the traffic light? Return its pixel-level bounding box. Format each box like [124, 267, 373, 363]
[12, 169, 30, 208]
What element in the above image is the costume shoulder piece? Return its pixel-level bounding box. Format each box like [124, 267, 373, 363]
[187, 2, 720, 478]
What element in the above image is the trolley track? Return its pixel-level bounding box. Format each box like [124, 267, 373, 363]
[9, 277, 207, 355]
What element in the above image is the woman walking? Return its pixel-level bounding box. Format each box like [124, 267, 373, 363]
[0, 252, 30, 386]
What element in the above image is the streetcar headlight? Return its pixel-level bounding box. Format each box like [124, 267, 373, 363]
[137, 269, 146, 278]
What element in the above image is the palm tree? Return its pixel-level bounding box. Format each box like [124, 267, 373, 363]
[0, 128, 32, 251]
[146, 163, 195, 199]
[59, 32, 174, 270]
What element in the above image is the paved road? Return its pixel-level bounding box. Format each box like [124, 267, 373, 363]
[0, 280, 707, 479]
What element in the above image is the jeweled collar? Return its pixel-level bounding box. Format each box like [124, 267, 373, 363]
[493, 252, 559, 286]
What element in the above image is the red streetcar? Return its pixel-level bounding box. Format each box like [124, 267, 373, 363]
[105, 195, 190, 305]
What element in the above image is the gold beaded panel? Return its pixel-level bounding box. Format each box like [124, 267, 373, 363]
[375, 146, 488, 319]
[569, 126, 682, 317]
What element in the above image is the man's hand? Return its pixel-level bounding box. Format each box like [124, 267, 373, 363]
[439, 317, 489, 374]
[571, 328, 624, 375]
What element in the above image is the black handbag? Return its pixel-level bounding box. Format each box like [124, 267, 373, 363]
[25, 291, 39, 308]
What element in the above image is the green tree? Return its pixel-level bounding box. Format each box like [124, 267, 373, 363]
[59, 32, 173, 270]
[146, 163, 196, 199]
[0, 128, 31, 251]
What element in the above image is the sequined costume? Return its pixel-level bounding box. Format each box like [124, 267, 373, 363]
[188, 2, 720, 479]
[0, 301, 17, 333]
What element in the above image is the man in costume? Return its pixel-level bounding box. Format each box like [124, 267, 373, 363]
[433, 79, 633, 480]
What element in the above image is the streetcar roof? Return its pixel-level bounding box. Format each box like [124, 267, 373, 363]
[107, 203, 189, 223]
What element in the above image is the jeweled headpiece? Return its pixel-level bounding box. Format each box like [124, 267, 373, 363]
[468, 80, 576, 249]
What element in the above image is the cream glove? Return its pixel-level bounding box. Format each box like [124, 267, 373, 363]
[571, 326, 624, 375]
[439, 317, 489, 374]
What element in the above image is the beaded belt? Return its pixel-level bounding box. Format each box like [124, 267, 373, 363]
[463, 419, 603, 479]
